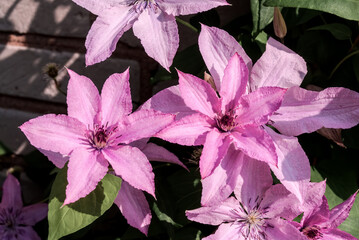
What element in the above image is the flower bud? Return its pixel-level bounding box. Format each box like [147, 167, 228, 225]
[273, 7, 287, 39]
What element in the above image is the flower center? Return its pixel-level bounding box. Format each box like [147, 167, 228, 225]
[87, 124, 118, 150]
[215, 111, 238, 132]
[0, 207, 21, 230]
[301, 226, 323, 240]
[129, 0, 161, 12]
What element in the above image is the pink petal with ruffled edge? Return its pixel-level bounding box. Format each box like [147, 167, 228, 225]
[19, 114, 86, 156]
[19, 203, 48, 226]
[201, 145, 244, 206]
[38, 149, 68, 169]
[301, 181, 328, 224]
[115, 181, 151, 235]
[1, 174, 22, 209]
[265, 127, 311, 203]
[186, 197, 239, 225]
[326, 191, 358, 229]
[236, 87, 286, 126]
[266, 218, 308, 240]
[67, 69, 100, 126]
[220, 53, 249, 112]
[272, 86, 359, 136]
[85, 7, 138, 66]
[103, 146, 155, 197]
[101, 70, 132, 126]
[156, 113, 214, 146]
[200, 129, 230, 179]
[158, 0, 229, 16]
[203, 223, 245, 240]
[178, 70, 220, 118]
[199, 25, 252, 91]
[141, 142, 188, 170]
[64, 148, 108, 205]
[230, 126, 277, 166]
[133, 9, 178, 71]
[234, 157, 272, 210]
[250, 38, 307, 91]
[140, 85, 194, 119]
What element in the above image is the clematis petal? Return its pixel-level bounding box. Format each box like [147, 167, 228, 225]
[101, 70, 132, 126]
[156, 113, 213, 146]
[186, 197, 239, 225]
[20, 114, 86, 158]
[117, 109, 174, 144]
[67, 69, 100, 126]
[201, 146, 244, 206]
[234, 157, 272, 209]
[114, 181, 151, 235]
[38, 149, 68, 169]
[250, 38, 307, 91]
[140, 85, 194, 119]
[85, 7, 138, 66]
[230, 126, 277, 166]
[18, 203, 48, 226]
[265, 126, 311, 203]
[64, 149, 108, 205]
[236, 87, 286, 126]
[1, 174, 22, 209]
[178, 70, 220, 118]
[103, 146, 155, 197]
[141, 143, 188, 170]
[322, 228, 358, 240]
[203, 223, 245, 240]
[303, 195, 329, 227]
[220, 53, 249, 112]
[158, 0, 229, 16]
[199, 25, 252, 91]
[271, 86, 359, 136]
[200, 129, 230, 179]
[266, 218, 308, 240]
[326, 191, 358, 229]
[71, 0, 119, 15]
[261, 184, 301, 220]
[133, 9, 178, 71]
[16, 226, 41, 240]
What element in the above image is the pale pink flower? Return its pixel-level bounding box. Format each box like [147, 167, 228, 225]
[186, 159, 307, 240]
[0, 174, 47, 240]
[292, 183, 358, 240]
[70, 0, 229, 70]
[20, 69, 174, 205]
[142, 24, 359, 205]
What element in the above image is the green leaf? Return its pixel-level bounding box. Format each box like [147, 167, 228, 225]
[309, 23, 352, 40]
[264, 0, 359, 21]
[0, 142, 9, 155]
[48, 167, 122, 240]
[152, 202, 183, 228]
[251, 0, 274, 34]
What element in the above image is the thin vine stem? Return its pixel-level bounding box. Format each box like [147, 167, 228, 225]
[329, 50, 359, 79]
[175, 17, 198, 33]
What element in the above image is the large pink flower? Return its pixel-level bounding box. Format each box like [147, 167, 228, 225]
[142, 25, 359, 204]
[20, 69, 174, 205]
[186, 159, 307, 240]
[70, 0, 229, 70]
[0, 174, 47, 240]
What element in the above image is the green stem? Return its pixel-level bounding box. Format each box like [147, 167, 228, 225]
[329, 50, 359, 79]
[175, 17, 198, 33]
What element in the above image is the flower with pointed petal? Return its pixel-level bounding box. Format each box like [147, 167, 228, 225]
[0, 174, 47, 240]
[292, 185, 358, 240]
[20, 69, 174, 206]
[70, 0, 229, 70]
[186, 159, 307, 240]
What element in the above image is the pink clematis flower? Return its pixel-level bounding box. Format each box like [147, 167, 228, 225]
[186, 159, 307, 240]
[152, 52, 286, 179]
[142, 24, 359, 205]
[114, 139, 187, 235]
[0, 174, 47, 240]
[292, 186, 358, 240]
[20, 69, 174, 205]
[70, 0, 229, 70]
